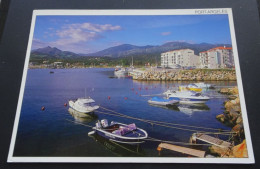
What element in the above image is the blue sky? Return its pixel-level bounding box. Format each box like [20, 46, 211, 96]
[32, 15, 232, 54]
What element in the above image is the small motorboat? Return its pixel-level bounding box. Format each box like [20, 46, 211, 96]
[179, 84, 202, 92]
[166, 91, 210, 104]
[91, 119, 148, 144]
[69, 97, 99, 113]
[193, 82, 215, 89]
[114, 67, 128, 76]
[148, 97, 179, 106]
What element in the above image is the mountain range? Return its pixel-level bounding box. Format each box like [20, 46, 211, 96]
[31, 42, 232, 59]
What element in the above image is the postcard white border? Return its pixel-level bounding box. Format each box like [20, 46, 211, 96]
[7, 8, 254, 163]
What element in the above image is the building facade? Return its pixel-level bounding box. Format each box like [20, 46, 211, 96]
[161, 49, 199, 68]
[199, 46, 234, 69]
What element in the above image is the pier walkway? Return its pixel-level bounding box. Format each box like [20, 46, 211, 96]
[158, 143, 206, 157]
[195, 133, 232, 148]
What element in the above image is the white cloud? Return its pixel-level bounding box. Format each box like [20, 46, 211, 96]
[161, 32, 171, 36]
[32, 23, 122, 53]
[80, 23, 121, 32]
[55, 28, 100, 45]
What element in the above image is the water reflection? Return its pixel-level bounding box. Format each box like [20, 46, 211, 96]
[89, 133, 145, 157]
[177, 104, 210, 116]
[68, 108, 98, 123]
[148, 103, 180, 111]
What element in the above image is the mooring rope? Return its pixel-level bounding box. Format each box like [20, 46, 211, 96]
[98, 106, 233, 133]
[66, 119, 214, 146]
[95, 110, 235, 135]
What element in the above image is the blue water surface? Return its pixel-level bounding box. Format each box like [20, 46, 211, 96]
[13, 68, 236, 157]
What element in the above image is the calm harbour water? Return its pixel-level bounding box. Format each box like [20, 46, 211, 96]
[13, 68, 237, 157]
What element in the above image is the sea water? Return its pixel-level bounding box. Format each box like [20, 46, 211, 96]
[13, 68, 236, 157]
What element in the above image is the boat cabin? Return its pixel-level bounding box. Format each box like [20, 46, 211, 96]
[77, 98, 96, 107]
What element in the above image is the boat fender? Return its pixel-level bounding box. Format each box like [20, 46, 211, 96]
[88, 131, 96, 135]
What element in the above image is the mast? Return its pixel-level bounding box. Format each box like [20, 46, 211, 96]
[131, 56, 134, 68]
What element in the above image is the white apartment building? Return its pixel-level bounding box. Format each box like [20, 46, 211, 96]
[161, 49, 199, 68]
[199, 46, 234, 69]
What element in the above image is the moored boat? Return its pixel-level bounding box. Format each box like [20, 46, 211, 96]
[114, 67, 128, 76]
[148, 97, 179, 106]
[92, 119, 148, 144]
[69, 97, 99, 113]
[193, 82, 215, 89]
[179, 84, 202, 92]
[166, 91, 210, 104]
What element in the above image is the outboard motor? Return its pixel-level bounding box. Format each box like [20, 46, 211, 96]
[96, 120, 101, 129]
[101, 119, 108, 128]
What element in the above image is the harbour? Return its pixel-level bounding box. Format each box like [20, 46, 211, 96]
[13, 68, 241, 157]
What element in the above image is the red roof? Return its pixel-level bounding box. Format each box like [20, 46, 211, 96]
[209, 46, 232, 51]
[200, 46, 232, 53]
[199, 51, 208, 53]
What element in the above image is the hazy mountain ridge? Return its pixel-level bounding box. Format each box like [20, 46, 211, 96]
[31, 42, 232, 59]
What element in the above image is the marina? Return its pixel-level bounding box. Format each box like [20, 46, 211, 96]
[13, 68, 238, 157]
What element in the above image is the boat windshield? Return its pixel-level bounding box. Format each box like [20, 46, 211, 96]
[78, 101, 95, 107]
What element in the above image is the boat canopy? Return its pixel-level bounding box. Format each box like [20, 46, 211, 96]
[77, 98, 95, 104]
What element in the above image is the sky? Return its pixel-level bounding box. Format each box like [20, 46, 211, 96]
[32, 14, 232, 54]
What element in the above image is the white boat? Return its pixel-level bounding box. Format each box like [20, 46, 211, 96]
[114, 68, 128, 76]
[193, 82, 215, 89]
[165, 91, 210, 104]
[69, 97, 99, 113]
[148, 97, 179, 106]
[92, 119, 148, 144]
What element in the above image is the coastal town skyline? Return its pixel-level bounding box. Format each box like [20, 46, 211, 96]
[32, 15, 232, 54]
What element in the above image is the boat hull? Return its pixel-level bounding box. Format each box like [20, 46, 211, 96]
[169, 97, 209, 104]
[179, 86, 202, 92]
[148, 99, 179, 106]
[95, 130, 145, 144]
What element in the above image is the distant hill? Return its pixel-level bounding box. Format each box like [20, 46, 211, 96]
[86, 42, 232, 57]
[31, 42, 232, 59]
[31, 46, 79, 58]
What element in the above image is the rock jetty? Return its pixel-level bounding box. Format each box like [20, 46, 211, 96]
[131, 69, 236, 81]
[213, 86, 247, 157]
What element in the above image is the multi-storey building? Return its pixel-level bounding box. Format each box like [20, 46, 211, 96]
[161, 49, 199, 68]
[199, 46, 234, 69]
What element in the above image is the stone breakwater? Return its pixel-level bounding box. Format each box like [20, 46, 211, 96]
[131, 69, 236, 81]
[211, 87, 248, 157]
